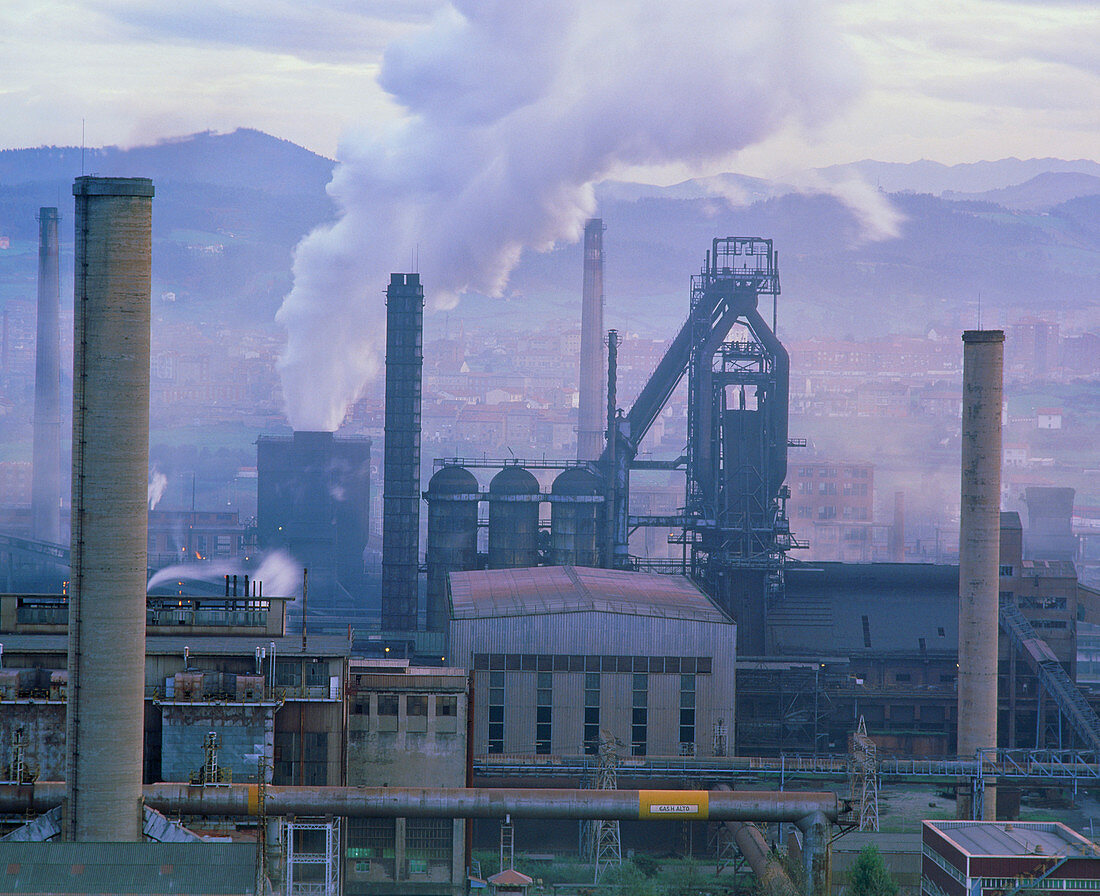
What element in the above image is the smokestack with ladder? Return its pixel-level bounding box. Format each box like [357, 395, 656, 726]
[32, 207, 62, 545]
[381, 273, 424, 632]
[577, 218, 605, 461]
[957, 329, 1004, 820]
[65, 177, 154, 840]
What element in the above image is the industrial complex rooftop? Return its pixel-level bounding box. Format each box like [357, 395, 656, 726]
[448, 565, 729, 623]
[925, 820, 1100, 859]
[773, 562, 958, 656]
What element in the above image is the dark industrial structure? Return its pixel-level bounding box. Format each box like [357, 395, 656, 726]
[256, 431, 371, 616]
[600, 238, 794, 654]
[381, 273, 424, 631]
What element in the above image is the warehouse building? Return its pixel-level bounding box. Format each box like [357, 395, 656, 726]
[921, 820, 1100, 896]
[448, 566, 735, 757]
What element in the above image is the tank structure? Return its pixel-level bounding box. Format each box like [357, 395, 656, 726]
[66, 176, 154, 841]
[425, 465, 480, 632]
[31, 207, 62, 546]
[488, 466, 541, 569]
[381, 272, 424, 632]
[550, 467, 602, 567]
[957, 329, 1004, 819]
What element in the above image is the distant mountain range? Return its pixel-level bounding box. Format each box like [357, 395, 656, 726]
[1, 129, 1097, 339]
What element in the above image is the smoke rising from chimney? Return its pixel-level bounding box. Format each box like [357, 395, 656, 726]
[276, 0, 861, 431]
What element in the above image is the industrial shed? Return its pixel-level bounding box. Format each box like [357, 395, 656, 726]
[448, 565, 735, 757]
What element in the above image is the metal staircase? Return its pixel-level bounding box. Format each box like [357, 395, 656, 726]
[1000, 601, 1100, 751]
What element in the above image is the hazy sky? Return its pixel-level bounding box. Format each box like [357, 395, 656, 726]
[1, 0, 1096, 178]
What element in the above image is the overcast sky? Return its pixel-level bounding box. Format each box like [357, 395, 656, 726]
[0, 0, 1096, 178]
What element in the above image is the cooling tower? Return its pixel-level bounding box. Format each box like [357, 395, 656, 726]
[381, 273, 424, 631]
[577, 218, 605, 462]
[957, 329, 1004, 819]
[66, 177, 154, 841]
[31, 207, 62, 544]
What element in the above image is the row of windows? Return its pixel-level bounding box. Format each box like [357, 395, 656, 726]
[350, 694, 458, 717]
[473, 654, 713, 674]
[795, 466, 870, 478]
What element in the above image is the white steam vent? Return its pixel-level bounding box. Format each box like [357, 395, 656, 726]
[276, 0, 861, 431]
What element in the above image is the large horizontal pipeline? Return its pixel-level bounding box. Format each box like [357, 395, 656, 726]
[0, 784, 838, 824]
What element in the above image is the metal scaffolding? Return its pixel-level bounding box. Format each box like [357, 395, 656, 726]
[582, 731, 623, 882]
[847, 716, 879, 831]
[284, 817, 340, 896]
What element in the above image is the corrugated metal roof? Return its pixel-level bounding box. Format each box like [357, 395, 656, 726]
[773, 562, 958, 656]
[449, 566, 729, 623]
[928, 821, 1100, 859]
[0, 841, 255, 894]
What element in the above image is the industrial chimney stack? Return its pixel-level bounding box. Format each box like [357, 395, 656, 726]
[32, 207, 62, 544]
[957, 329, 1004, 819]
[65, 177, 153, 841]
[577, 218, 605, 462]
[381, 273, 424, 632]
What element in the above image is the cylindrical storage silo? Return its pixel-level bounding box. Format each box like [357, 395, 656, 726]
[488, 466, 540, 569]
[550, 467, 602, 568]
[425, 465, 480, 632]
[66, 176, 154, 841]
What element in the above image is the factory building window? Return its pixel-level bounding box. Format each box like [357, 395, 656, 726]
[632, 673, 648, 756]
[536, 672, 552, 754]
[378, 695, 399, 715]
[408, 695, 428, 716]
[437, 696, 457, 717]
[679, 674, 696, 753]
[1000, 565, 1015, 576]
[584, 672, 600, 754]
[275, 661, 302, 687]
[406, 817, 452, 867]
[347, 817, 396, 873]
[488, 671, 505, 753]
[471, 653, 715, 674]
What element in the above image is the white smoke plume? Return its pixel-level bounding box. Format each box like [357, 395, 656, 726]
[277, 0, 862, 431]
[147, 467, 168, 510]
[146, 549, 304, 597]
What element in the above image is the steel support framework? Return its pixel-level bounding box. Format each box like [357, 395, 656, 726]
[598, 238, 793, 655]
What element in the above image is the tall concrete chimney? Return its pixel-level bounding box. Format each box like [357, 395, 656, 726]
[957, 329, 1004, 819]
[577, 218, 605, 462]
[32, 207, 62, 544]
[65, 177, 153, 841]
[381, 273, 423, 632]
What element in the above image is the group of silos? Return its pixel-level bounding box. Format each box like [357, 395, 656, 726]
[423, 464, 605, 630]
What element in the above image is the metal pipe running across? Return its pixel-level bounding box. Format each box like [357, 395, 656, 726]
[0, 784, 839, 824]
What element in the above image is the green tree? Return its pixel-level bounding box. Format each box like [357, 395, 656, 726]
[847, 844, 898, 896]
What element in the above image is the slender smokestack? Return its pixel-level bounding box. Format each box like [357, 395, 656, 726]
[577, 218, 605, 462]
[381, 273, 423, 631]
[891, 491, 905, 562]
[957, 329, 1004, 819]
[66, 177, 153, 841]
[32, 207, 62, 544]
